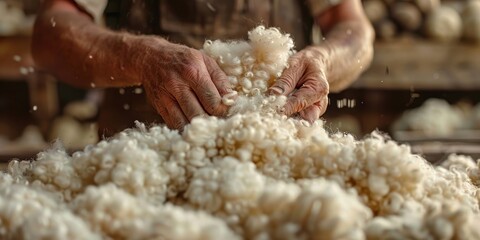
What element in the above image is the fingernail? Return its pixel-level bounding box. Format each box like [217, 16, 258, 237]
[306, 117, 315, 124]
[268, 86, 284, 95]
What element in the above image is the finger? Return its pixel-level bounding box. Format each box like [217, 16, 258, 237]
[268, 55, 305, 96]
[174, 88, 207, 121]
[155, 95, 189, 130]
[203, 55, 233, 96]
[299, 104, 320, 123]
[298, 97, 329, 123]
[283, 78, 328, 116]
[317, 95, 329, 116]
[186, 62, 229, 117]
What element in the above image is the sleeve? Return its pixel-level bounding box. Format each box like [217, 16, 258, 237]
[306, 0, 343, 16]
[73, 0, 108, 24]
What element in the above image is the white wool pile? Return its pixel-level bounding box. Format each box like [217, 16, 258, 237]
[366, 200, 480, 239]
[0, 176, 100, 240]
[243, 179, 372, 240]
[71, 184, 238, 240]
[392, 98, 467, 136]
[2, 26, 480, 240]
[364, 154, 480, 239]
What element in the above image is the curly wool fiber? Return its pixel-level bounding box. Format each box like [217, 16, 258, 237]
[71, 184, 239, 240]
[0, 181, 100, 240]
[1, 26, 480, 240]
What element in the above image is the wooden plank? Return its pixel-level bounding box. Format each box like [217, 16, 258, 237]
[353, 39, 480, 90]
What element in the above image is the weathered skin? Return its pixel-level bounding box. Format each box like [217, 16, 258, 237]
[32, 0, 373, 128]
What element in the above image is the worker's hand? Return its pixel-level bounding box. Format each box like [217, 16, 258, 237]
[141, 40, 232, 129]
[268, 47, 330, 123]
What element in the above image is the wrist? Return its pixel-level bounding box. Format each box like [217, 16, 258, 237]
[84, 31, 146, 87]
[303, 45, 331, 79]
[130, 35, 172, 85]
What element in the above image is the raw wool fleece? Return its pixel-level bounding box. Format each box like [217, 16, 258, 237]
[1, 26, 480, 240]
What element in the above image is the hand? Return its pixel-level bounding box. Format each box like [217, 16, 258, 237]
[141, 39, 232, 129]
[268, 47, 330, 123]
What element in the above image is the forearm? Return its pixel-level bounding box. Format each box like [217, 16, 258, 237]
[309, 0, 375, 91]
[32, 8, 166, 89]
[313, 19, 374, 92]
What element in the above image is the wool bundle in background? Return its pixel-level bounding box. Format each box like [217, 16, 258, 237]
[392, 98, 480, 136]
[1, 26, 480, 240]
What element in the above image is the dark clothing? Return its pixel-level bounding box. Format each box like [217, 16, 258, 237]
[105, 0, 314, 48]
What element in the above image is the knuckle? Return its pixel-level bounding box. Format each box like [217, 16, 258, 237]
[167, 120, 183, 130]
[176, 90, 191, 103]
[169, 83, 186, 97]
[290, 96, 309, 112]
[146, 89, 167, 109]
[152, 101, 170, 120]
[211, 69, 229, 87]
[304, 78, 329, 96]
[156, 105, 168, 116]
[288, 54, 302, 67]
[172, 121, 185, 130]
[303, 79, 321, 90]
[184, 64, 201, 80]
[203, 54, 216, 66]
[277, 76, 296, 89]
[297, 98, 309, 110]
